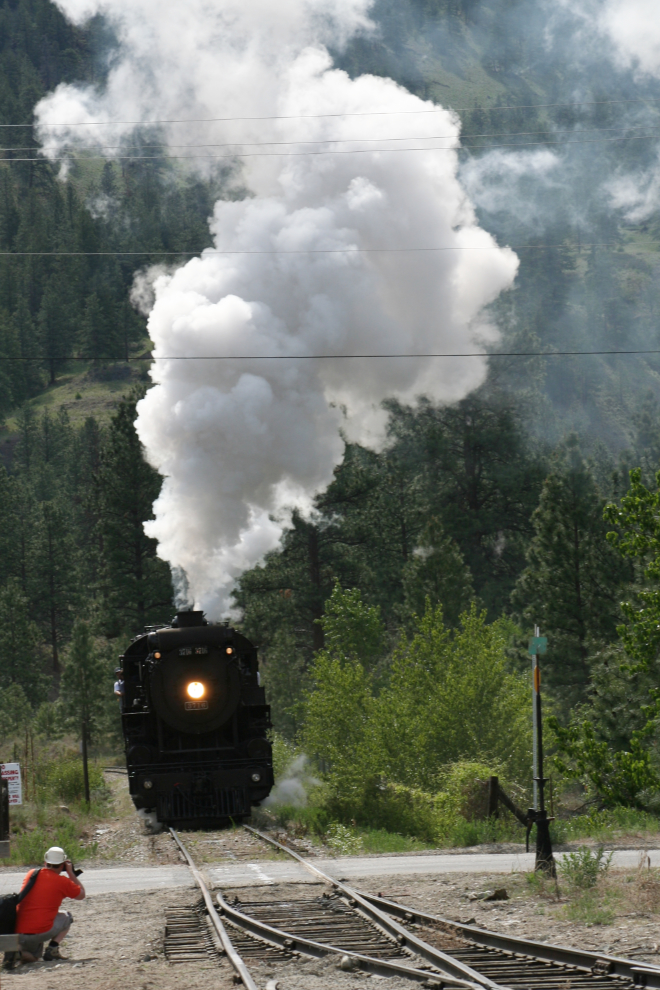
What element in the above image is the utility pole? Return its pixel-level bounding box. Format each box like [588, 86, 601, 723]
[532, 625, 539, 810]
[528, 630, 555, 875]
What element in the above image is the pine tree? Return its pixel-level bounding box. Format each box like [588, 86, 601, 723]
[31, 496, 79, 672]
[59, 619, 107, 739]
[95, 390, 173, 634]
[401, 517, 474, 627]
[0, 577, 49, 704]
[513, 443, 630, 705]
[59, 618, 108, 801]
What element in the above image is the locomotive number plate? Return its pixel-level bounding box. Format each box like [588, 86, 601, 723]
[184, 701, 209, 710]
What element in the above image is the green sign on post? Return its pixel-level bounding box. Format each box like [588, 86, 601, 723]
[528, 636, 547, 655]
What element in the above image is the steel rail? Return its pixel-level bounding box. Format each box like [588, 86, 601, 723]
[171, 825, 473, 986]
[243, 824, 660, 990]
[214, 889, 464, 986]
[357, 892, 660, 989]
[169, 827, 259, 990]
[242, 824, 504, 990]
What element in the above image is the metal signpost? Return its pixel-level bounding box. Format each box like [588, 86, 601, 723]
[528, 632, 556, 875]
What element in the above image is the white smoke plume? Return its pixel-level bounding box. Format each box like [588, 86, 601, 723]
[567, 0, 660, 225]
[35, 0, 519, 616]
[597, 0, 660, 77]
[264, 754, 320, 808]
[605, 152, 660, 221]
[459, 148, 561, 228]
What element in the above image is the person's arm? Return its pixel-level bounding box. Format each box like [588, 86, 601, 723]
[64, 861, 85, 901]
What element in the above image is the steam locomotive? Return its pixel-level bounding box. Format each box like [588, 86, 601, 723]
[119, 610, 273, 826]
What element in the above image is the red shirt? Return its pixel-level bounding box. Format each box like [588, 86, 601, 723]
[15, 868, 81, 934]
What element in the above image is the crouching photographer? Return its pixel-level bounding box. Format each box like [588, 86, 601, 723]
[15, 846, 85, 963]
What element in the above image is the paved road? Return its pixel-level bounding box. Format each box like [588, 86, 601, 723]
[208, 848, 658, 887]
[0, 848, 655, 894]
[0, 865, 193, 896]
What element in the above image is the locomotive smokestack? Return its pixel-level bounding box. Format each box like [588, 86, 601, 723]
[174, 610, 207, 628]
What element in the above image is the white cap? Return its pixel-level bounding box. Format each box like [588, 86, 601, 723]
[44, 846, 66, 865]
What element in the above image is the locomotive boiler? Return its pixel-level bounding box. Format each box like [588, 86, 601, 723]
[119, 610, 273, 826]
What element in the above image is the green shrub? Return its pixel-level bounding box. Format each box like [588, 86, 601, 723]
[325, 823, 363, 855]
[37, 758, 105, 803]
[559, 846, 612, 889]
[328, 761, 524, 846]
[8, 818, 93, 867]
[271, 734, 301, 783]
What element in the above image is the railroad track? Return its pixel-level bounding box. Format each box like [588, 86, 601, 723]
[167, 823, 660, 990]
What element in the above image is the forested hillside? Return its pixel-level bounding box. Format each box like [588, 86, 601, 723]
[2, 0, 660, 816]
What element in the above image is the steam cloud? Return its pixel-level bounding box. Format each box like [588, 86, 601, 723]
[598, 0, 660, 76]
[589, 0, 660, 221]
[35, 0, 518, 616]
[264, 754, 320, 808]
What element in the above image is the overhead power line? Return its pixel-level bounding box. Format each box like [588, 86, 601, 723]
[5, 129, 660, 162]
[0, 242, 631, 257]
[5, 94, 660, 128]
[1, 120, 657, 151]
[2, 349, 660, 362]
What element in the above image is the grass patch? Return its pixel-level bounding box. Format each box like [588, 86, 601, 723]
[552, 807, 660, 844]
[8, 799, 106, 866]
[446, 815, 524, 847]
[562, 890, 616, 926]
[357, 828, 430, 854]
[4, 755, 113, 865]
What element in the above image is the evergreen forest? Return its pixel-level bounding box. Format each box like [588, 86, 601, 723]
[3, 0, 660, 836]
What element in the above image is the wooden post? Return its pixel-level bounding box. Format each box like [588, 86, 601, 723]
[24, 727, 28, 802]
[31, 732, 35, 805]
[0, 779, 11, 861]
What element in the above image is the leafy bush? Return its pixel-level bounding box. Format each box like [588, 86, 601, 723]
[37, 758, 105, 803]
[559, 846, 612, 889]
[8, 817, 92, 867]
[325, 823, 363, 855]
[323, 763, 526, 846]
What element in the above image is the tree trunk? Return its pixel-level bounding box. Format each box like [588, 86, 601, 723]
[81, 719, 90, 806]
[49, 575, 59, 673]
[308, 526, 324, 652]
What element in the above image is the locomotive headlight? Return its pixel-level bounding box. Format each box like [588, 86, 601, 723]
[186, 681, 205, 700]
[143, 780, 153, 789]
[251, 772, 262, 783]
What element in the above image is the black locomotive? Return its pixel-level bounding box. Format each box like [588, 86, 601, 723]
[119, 610, 273, 826]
